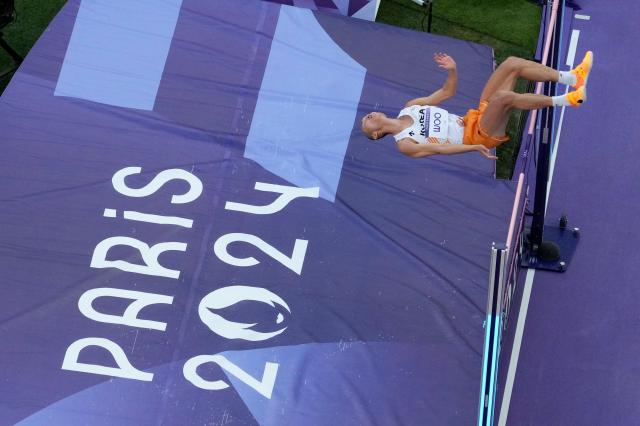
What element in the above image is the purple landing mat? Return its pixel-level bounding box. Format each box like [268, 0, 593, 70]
[499, 1, 640, 425]
[0, 0, 516, 424]
[54, 0, 183, 110]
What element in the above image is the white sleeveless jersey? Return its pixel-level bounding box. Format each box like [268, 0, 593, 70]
[393, 105, 464, 145]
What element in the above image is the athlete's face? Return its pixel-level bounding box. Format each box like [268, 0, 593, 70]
[361, 112, 387, 140]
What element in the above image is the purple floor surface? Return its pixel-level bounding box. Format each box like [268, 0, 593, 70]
[498, 1, 640, 424]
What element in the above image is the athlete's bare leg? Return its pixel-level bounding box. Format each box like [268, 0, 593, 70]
[478, 56, 568, 138]
[480, 56, 560, 101]
[480, 91, 553, 137]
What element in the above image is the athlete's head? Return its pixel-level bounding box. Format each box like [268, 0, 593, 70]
[361, 112, 387, 140]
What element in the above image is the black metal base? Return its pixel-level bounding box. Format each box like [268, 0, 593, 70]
[0, 30, 23, 80]
[0, 63, 19, 79]
[520, 224, 580, 272]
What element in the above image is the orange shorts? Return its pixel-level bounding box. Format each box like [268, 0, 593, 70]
[462, 101, 509, 149]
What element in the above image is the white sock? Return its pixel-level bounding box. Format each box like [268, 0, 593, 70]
[552, 94, 571, 107]
[557, 71, 577, 87]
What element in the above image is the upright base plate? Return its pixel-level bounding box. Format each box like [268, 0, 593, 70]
[520, 225, 580, 272]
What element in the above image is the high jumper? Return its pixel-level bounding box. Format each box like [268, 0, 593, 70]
[361, 51, 593, 159]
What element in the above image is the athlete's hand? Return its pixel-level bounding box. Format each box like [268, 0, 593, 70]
[475, 145, 497, 160]
[434, 52, 456, 71]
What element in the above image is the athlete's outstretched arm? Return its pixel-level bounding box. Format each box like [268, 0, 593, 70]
[405, 53, 458, 107]
[397, 139, 497, 160]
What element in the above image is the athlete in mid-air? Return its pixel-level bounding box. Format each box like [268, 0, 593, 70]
[361, 51, 593, 159]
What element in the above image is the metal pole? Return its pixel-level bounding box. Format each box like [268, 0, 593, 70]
[528, 0, 562, 248]
[478, 243, 507, 426]
[529, 107, 552, 246]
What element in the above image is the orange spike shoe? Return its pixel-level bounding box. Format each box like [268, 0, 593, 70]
[571, 51, 593, 90]
[566, 86, 587, 107]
